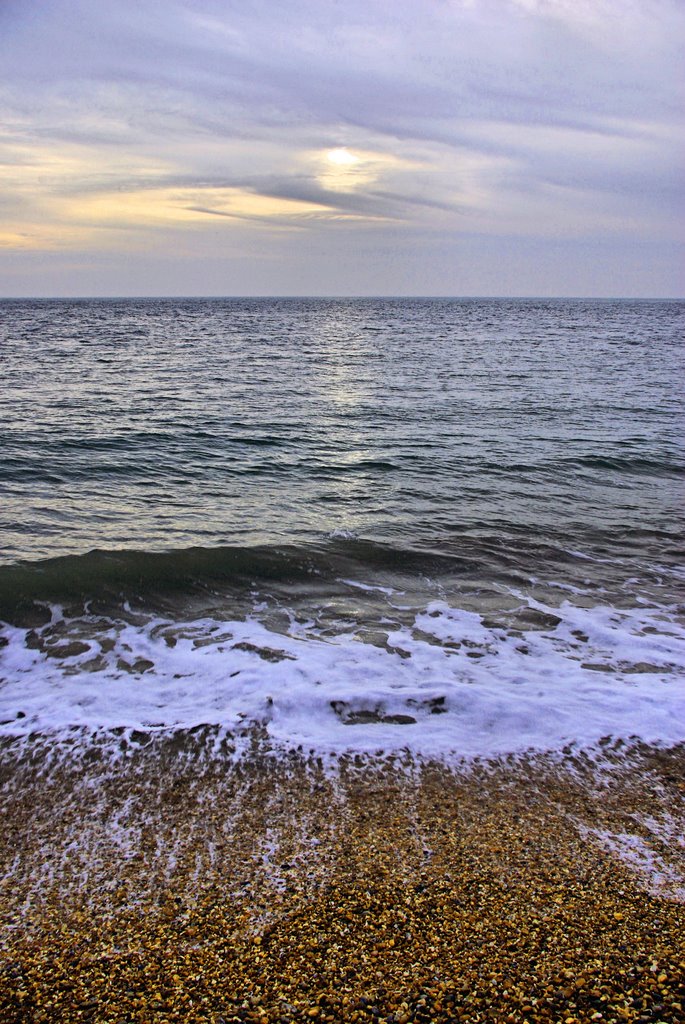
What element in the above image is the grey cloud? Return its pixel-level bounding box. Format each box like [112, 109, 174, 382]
[3, 1, 682, 137]
[184, 205, 311, 230]
[59, 168, 462, 223]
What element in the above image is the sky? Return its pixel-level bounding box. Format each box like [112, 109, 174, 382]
[0, 0, 683, 297]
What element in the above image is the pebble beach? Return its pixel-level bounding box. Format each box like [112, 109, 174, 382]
[1, 733, 683, 1024]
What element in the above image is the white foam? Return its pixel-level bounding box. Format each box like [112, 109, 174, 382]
[580, 824, 685, 902]
[0, 597, 683, 761]
[339, 578, 400, 596]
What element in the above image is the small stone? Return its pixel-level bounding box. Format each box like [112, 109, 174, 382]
[47, 640, 90, 659]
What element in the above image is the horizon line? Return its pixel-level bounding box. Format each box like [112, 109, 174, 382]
[1, 294, 683, 302]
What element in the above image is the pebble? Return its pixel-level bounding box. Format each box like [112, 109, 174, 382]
[0, 733, 684, 1023]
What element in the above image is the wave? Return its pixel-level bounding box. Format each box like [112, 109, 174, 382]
[2, 450, 681, 489]
[0, 536, 510, 618]
[556, 454, 685, 475]
[0, 544, 326, 619]
[1, 524, 683, 624]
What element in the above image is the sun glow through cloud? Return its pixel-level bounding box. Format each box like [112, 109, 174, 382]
[326, 148, 359, 167]
[318, 147, 375, 193]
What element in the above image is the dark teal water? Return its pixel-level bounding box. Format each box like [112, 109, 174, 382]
[0, 297, 683, 617]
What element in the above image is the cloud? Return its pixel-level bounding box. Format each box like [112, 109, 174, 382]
[0, 0, 683, 293]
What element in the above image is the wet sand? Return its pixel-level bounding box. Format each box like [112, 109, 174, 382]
[1, 732, 684, 1023]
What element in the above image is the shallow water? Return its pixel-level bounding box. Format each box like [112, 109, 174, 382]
[1, 298, 683, 758]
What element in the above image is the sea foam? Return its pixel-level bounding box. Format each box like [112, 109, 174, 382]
[1, 594, 683, 761]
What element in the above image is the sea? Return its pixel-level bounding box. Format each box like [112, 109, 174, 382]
[0, 297, 683, 762]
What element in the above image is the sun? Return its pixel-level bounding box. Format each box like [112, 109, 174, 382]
[325, 147, 360, 167]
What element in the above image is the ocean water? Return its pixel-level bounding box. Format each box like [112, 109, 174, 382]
[0, 297, 683, 760]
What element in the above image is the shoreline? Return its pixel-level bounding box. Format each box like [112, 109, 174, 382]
[1, 735, 684, 1023]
